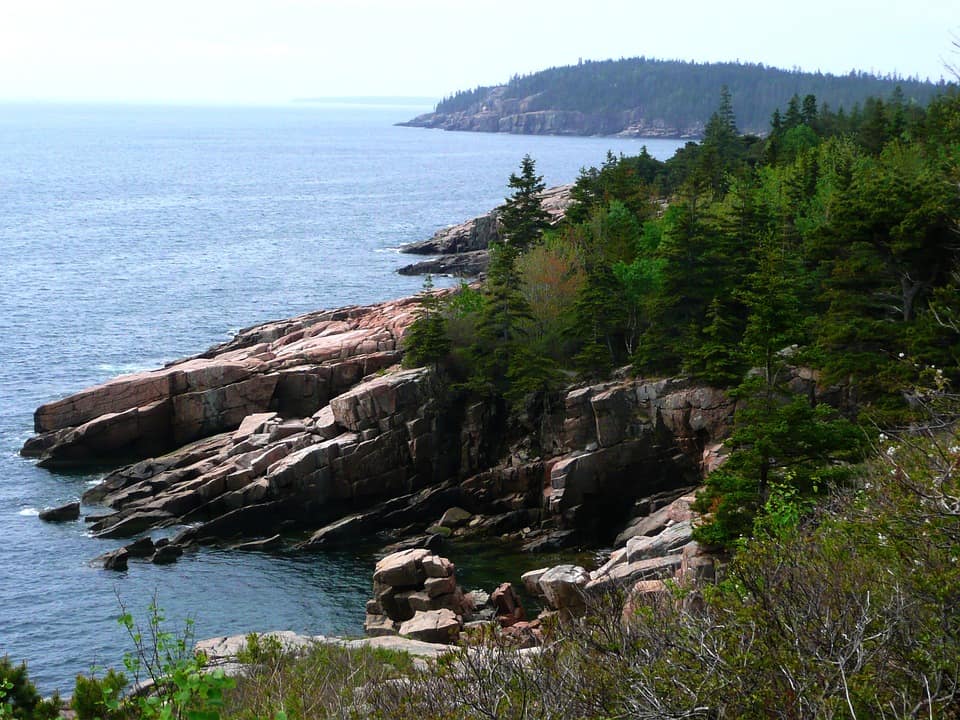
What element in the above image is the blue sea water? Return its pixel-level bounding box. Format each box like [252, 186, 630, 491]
[0, 101, 684, 693]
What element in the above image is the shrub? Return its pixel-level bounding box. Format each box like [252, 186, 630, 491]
[223, 637, 414, 720]
[0, 658, 60, 720]
[117, 600, 234, 720]
[72, 669, 128, 720]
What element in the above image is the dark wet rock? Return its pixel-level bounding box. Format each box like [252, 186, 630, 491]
[397, 250, 489, 278]
[91, 510, 176, 539]
[151, 544, 183, 564]
[438, 506, 472, 528]
[123, 536, 156, 558]
[521, 529, 578, 553]
[39, 501, 80, 522]
[95, 548, 129, 571]
[298, 513, 379, 550]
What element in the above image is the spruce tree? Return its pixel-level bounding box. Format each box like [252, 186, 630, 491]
[402, 275, 450, 371]
[470, 155, 548, 398]
[498, 154, 550, 252]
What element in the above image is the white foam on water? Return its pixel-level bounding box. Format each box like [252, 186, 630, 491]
[18, 508, 39, 516]
[95, 361, 159, 377]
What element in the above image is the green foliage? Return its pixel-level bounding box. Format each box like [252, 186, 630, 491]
[504, 345, 563, 407]
[117, 601, 235, 720]
[223, 637, 415, 719]
[751, 478, 814, 539]
[433, 56, 946, 135]
[470, 156, 548, 401]
[498, 154, 549, 252]
[445, 280, 484, 318]
[402, 275, 451, 371]
[72, 669, 128, 720]
[0, 659, 59, 720]
[455, 88, 960, 551]
[694, 381, 864, 548]
[234, 634, 284, 667]
[470, 240, 533, 397]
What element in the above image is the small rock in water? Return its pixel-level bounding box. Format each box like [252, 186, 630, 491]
[39, 501, 80, 522]
[151, 544, 183, 565]
[438, 506, 472, 528]
[124, 537, 156, 558]
[95, 548, 129, 572]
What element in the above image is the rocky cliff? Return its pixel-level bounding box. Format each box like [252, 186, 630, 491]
[397, 184, 573, 277]
[398, 88, 704, 139]
[23, 291, 736, 567]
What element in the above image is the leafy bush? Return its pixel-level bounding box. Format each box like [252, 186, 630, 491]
[116, 600, 234, 720]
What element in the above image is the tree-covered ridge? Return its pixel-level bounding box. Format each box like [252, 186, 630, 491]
[407, 84, 960, 548]
[435, 57, 949, 134]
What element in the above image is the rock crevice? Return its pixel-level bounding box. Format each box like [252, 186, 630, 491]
[25, 291, 738, 566]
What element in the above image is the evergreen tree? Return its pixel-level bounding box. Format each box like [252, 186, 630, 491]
[683, 297, 744, 386]
[498, 154, 549, 252]
[402, 275, 451, 371]
[693, 386, 862, 547]
[784, 94, 803, 129]
[801, 93, 818, 126]
[572, 263, 628, 376]
[696, 86, 744, 199]
[471, 156, 549, 398]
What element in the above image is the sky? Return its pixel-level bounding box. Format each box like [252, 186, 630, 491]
[1, 0, 956, 104]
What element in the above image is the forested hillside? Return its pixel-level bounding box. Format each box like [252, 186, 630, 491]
[6, 85, 960, 720]
[404, 57, 948, 136]
[388, 84, 960, 716]
[407, 84, 960, 547]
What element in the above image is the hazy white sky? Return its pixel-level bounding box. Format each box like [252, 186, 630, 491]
[1, 0, 956, 104]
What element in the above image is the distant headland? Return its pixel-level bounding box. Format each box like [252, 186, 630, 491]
[399, 56, 949, 137]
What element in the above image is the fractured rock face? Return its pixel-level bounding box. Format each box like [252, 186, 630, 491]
[373, 548, 431, 588]
[398, 185, 572, 256]
[538, 564, 590, 611]
[24, 297, 421, 468]
[25, 283, 736, 569]
[64, 357, 448, 557]
[366, 550, 469, 643]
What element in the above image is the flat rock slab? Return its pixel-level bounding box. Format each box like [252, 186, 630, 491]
[342, 634, 457, 659]
[196, 631, 319, 666]
[196, 630, 457, 667]
[626, 520, 693, 562]
[373, 548, 431, 587]
[398, 609, 461, 644]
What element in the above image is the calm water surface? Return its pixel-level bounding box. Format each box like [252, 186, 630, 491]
[0, 102, 683, 692]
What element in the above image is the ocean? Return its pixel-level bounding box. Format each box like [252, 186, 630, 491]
[0, 101, 683, 693]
